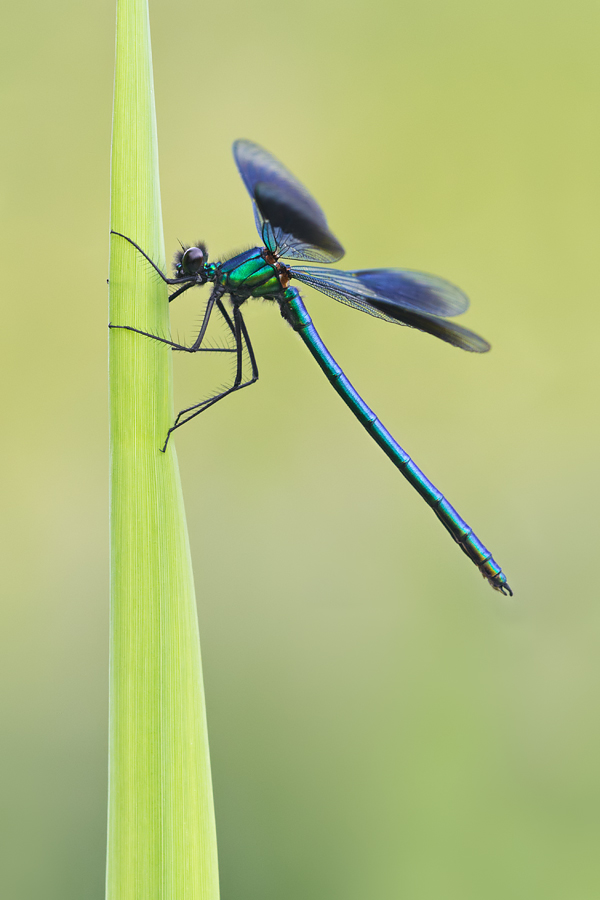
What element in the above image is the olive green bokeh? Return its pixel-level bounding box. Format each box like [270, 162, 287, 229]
[2, 1, 600, 899]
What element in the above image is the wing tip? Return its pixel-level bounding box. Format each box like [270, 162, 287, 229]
[232, 137, 256, 156]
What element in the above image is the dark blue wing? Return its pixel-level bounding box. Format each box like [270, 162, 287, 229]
[351, 269, 469, 317]
[233, 140, 344, 264]
[290, 267, 489, 353]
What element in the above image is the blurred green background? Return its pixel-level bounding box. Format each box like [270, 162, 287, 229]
[2, 0, 600, 897]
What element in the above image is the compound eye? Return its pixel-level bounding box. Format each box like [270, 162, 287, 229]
[182, 246, 205, 275]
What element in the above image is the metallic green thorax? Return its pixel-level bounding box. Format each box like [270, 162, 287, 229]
[209, 247, 282, 298]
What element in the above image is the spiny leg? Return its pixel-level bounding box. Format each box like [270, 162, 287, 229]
[216, 298, 235, 340]
[168, 282, 196, 303]
[111, 231, 203, 303]
[162, 305, 259, 452]
[164, 304, 244, 447]
[189, 285, 226, 351]
[109, 284, 232, 353]
[238, 305, 258, 377]
[110, 230, 192, 286]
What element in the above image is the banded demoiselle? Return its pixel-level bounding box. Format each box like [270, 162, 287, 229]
[111, 140, 511, 595]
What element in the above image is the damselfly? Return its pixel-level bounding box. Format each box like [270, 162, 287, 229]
[110, 140, 511, 595]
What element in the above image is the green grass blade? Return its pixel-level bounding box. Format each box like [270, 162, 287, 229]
[107, 1, 220, 898]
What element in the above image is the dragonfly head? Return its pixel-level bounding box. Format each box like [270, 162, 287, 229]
[174, 242, 208, 281]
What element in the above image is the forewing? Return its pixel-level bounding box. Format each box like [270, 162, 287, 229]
[291, 267, 394, 320]
[290, 267, 490, 352]
[233, 140, 344, 263]
[352, 269, 470, 317]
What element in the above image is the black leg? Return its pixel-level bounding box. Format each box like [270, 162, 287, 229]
[216, 298, 236, 339]
[111, 230, 192, 286]
[238, 306, 258, 381]
[168, 282, 196, 303]
[109, 285, 232, 354]
[161, 305, 259, 452]
[190, 286, 225, 351]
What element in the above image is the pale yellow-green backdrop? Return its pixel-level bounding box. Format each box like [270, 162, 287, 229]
[1, 0, 599, 898]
